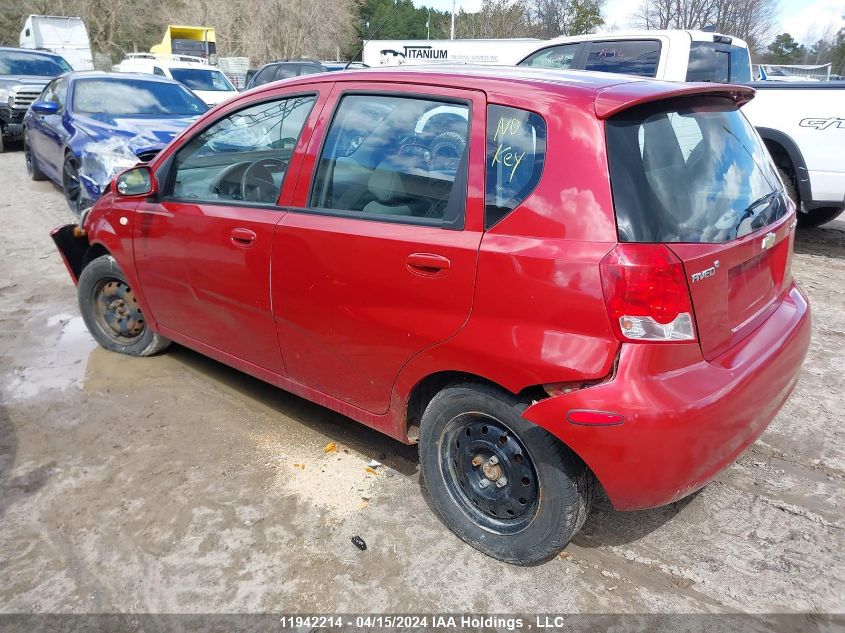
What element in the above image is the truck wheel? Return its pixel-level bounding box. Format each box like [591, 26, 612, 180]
[777, 165, 798, 209]
[419, 383, 593, 565]
[798, 207, 844, 229]
[0, 129, 5, 154]
[23, 133, 46, 181]
[77, 254, 170, 357]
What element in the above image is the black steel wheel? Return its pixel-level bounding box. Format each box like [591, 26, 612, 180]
[23, 132, 46, 181]
[419, 383, 593, 565]
[441, 413, 540, 534]
[77, 255, 170, 357]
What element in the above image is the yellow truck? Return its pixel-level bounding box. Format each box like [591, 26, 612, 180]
[151, 25, 217, 63]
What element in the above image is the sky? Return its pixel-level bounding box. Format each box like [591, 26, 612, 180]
[417, 0, 845, 44]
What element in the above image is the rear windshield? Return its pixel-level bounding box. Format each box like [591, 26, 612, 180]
[686, 42, 752, 83]
[606, 97, 786, 243]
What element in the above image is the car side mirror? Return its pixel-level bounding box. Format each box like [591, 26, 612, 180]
[115, 166, 155, 197]
[31, 100, 59, 115]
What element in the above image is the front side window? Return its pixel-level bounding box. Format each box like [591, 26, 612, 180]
[73, 79, 207, 116]
[583, 40, 661, 77]
[171, 95, 316, 204]
[52, 78, 67, 109]
[519, 43, 581, 70]
[251, 66, 278, 87]
[606, 97, 785, 243]
[310, 94, 470, 223]
[485, 105, 546, 229]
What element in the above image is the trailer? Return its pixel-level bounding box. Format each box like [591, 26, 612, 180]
[362, 39, 540, 67]
[19, 15, 94, 71]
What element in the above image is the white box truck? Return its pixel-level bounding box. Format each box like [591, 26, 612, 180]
[19, 15, 94, 71]
[363, 39, 540, 67]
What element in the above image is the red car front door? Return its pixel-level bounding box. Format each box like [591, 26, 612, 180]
[133, 91, 325, 373]
[272, 83, 486, 414]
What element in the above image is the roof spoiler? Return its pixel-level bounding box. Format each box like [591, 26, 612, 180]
[594, 82, 755, 119]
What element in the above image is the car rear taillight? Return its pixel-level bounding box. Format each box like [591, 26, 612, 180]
[600, 244, 696, 342]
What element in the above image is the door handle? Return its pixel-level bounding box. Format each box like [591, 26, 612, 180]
[229, 227, 257, 248]
[406, 252, 450, 277]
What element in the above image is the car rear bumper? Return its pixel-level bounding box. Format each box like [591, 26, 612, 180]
[522, 282, 811, 511]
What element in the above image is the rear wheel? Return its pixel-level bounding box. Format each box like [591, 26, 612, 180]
[0, 129, 6, 154]
[419, 383, 592, 565]
[23, 132, 46, 181]
[77, 254, 170, 357]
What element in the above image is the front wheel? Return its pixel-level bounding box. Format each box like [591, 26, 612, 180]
[77, 254, 170, 357]
[24, 132, 46, 181]
[63, 153, 86, 215]
[419, 383, 593, 565]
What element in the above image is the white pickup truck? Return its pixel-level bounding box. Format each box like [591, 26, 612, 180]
[518, 30, 845, 227]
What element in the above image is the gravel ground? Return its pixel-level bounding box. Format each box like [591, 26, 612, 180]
[0, 149, 843, 617]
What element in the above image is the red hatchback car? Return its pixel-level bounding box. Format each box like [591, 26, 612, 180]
[52, 67, 810, 564]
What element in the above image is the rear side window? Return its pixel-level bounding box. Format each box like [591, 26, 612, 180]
[485, 105, 546, 229]
[606, 97, 786, 243]
[519, 43, 580, 69]
[686, 43, 752, 83]
[310, 94, 470, 224]
[584, 40, 661, 77]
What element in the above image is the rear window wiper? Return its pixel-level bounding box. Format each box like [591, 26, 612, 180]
[735, 189, 783, 235]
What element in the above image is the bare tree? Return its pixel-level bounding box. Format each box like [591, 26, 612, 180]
[631, 0, 778, 52]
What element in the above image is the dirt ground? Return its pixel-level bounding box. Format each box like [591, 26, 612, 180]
[0, 149, 843, 616]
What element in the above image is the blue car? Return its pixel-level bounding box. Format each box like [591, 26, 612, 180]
[23, 71, 207, 213]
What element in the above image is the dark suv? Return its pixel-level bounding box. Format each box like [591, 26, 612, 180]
[245, 59, 325, 90]
[0, 47, 72, 152]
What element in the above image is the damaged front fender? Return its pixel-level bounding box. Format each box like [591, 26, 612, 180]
[78, 135, 163, 203]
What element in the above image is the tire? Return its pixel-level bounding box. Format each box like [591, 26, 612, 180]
[77, 254, 170, 357]
[777, 165, 798, 209]
[23, 132, 46, 181]
[777, 165, 844, 228]
[62, 152, 85, 215]
[419, 383, 593, 565]
[797, 207, 844, 229]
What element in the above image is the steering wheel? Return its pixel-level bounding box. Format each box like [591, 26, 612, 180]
[241, 158, 287, 203]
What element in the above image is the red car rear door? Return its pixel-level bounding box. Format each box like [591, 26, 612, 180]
[272, 82, 486, 414]
[133, 89, 328, 373]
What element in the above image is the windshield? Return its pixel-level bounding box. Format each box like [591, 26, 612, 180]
[169, 68, 235, 92]
[686, 42, 752, 83]
[0, 50, 72, 76]
[73, 78, 208, 116]
[606, 97, 785, 243]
